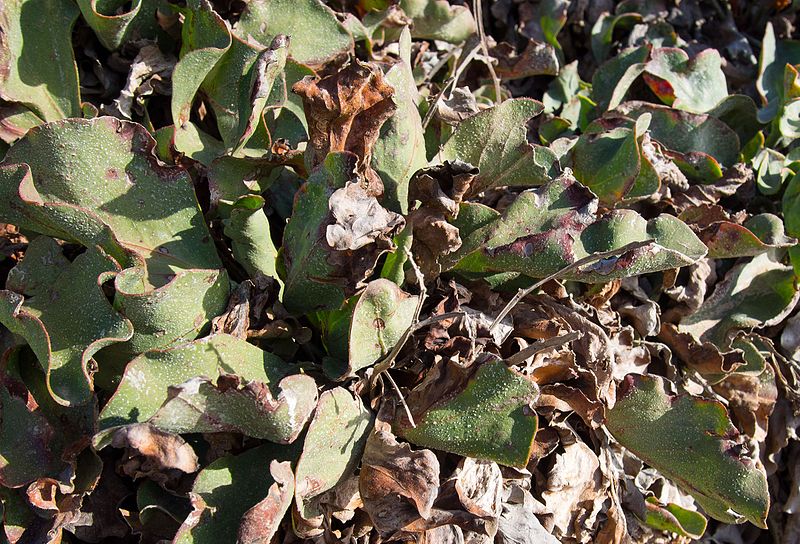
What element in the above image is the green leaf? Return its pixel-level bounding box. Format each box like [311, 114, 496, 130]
[757, 22, 800, 110]
[0, 117, 229, 356]
[76, 0, 159, 51]
[174, 443, 300, 543]
[97, 334, 316, 445]
[171, 0, 231, 157]
[591, 44, 650, 113]
[323, 279, 418, 379]
[570, 115, 652, 204]
[679, 254, 799, 350]
[397, 0, 476, 43]
[782, 171, 800, 274]
[438, 99, 558, 196]
[294, 388, 373, 518]
[372, 27, 427, 214]
[643, 47, 729, 113]
[0, 117, 223, 281]
[0, 383, 67, 487]
[208, 155, 282, 216]
[683, 211, 796, 259]
[754, 147, 793, 195]
[282, 153, 401, 315]
[0, 0, 81, 122]
[0, 239, 133, 406]
[198, 38, 272, 154]
[148, 371, 316, 444]
[398, 359, 539, 467]
[233, 0, 353, 67]
[708, 94, 762, 148]
[606, 374, 769, 528]
[281, 153, 353, 314]
[641, 497, 708, 539]
[445, 173, 707, 282]
[618, 101, 740, 167]
[0, 347, 95, 487]
[590, 12, 641, 62]
[224, 195, 281, 282]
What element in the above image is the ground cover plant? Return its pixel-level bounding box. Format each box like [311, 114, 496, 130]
[0, 0, 799, 542]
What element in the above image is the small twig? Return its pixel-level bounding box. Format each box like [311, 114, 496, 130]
[385, 371, 416, 428]
[504, 331, 582, 367]
[474, 0, 502, 103]
[489, 240, 655, 335]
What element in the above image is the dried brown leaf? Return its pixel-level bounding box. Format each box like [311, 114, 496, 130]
[111, 424, 199, 487]
[359, 403, 440, 537]
[326, 181, 405, 251]
[293, 61, 396, 194]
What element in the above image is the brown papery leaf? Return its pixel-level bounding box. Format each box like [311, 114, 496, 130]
[360, 402, 440, 537]
[326, 181, 405, 251]
[407, 161, 477, 278]
[491, 39, 559, 79]
[293, 61, 396, 195]
[237, 460, 295, 544]
[111, 424, 198, 487]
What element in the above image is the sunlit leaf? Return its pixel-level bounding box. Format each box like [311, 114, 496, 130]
[607, 374, 769, 528]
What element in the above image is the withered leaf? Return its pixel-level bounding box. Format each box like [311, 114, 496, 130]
[407, 161, 477, 278]
[360, 403, 440, 537]
[326, 181, 405, 251]
[111, 424, 199, 487]
[293, 61, 396, 193]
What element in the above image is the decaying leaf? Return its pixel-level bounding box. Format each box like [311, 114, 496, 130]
[111, 423, 199, 486]
[326, 181, 405, 251]
[294, 61, 396, 192]
[174, 443, 300, 543]
[237, 460, 295, 544]
[360, 403, 440, 537]
[407, 161, 477, 277]
[282, 152, 403, 314]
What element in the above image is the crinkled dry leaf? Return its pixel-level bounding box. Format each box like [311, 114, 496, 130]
[294, 61, 396, 192]
[360, 403, 440, 537]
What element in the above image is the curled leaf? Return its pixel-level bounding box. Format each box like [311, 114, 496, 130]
[360, 403, 440, 537]
[446, 171, 707, 282]
[294, 61, 396, 192]
[0, 242, 134, 406]
[326, 182, 405, 251]
[97, 334, 316, 445]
